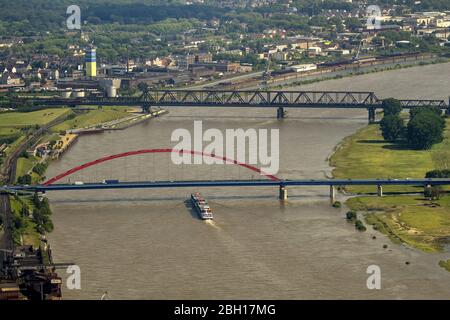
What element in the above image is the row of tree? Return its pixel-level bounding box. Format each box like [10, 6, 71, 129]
[426, 169, 450, 178]
[32, 193, 54, 233]
[380, 98, 446, 150]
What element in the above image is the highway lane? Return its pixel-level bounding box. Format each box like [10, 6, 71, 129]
[7, 178, 450, 192]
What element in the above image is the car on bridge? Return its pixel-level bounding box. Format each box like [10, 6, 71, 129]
[102, 180, 120, 184]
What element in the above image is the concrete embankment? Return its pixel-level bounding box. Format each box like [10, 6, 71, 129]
[51, 133, 78, 160]
[67, 109, 168, 135]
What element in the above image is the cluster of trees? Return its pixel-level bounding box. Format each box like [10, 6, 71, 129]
[10, 193, 54, 244]
[345, 210, 366, 231]
[380, 99, 446, 150]
[15, 103, 50, 113]
[32, 162, 48, 176]
[407, 0, 450, 10]
[17, 174, 32, 185]
[87, 3, 227, 24]
[380, 98, 404, 141]
[11, 196, 31, 244]
[425, 169, 450, 178]
[32, 193, 54, 233]
[17, 162, 48, 185]
[408, 106, 445, 149]
[424, 169, 449, 200]
[0, 132, 21, 145]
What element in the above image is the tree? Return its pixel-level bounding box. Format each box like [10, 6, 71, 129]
[17, 174, 32, 185]
[424, 185, 441, 200]
[425, 169, 450, 178]
[355, 220, 367, 231]
[32, 193, 41, 208]
[345, 17, 363, 31]
[32, 162, 47, 176]
[407, 111, 445, 150]
[382, 98, 402, 116]
[19, 151, 29, 159]
[410, 106, 442, 120]
[380, 114, 404, 141]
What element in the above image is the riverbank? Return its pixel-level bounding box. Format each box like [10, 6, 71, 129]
[330, 121, 450, 194]
[0, 106, 154, 249]
[330, 117, 450, 267]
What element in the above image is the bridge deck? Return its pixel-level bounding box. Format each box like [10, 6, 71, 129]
[6, 178, 450, 192]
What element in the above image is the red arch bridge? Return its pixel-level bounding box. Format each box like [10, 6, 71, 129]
[4, 148, 450, 202]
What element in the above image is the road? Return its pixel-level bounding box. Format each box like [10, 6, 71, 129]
[9, 178, 450, 192]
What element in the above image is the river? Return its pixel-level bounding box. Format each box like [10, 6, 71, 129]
[46, 62, 450, 300]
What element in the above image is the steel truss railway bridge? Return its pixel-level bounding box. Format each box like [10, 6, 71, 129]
[9, 90, 450, 122]
[3, 149, 450, 203]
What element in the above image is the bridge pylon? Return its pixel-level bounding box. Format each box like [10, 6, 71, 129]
[330, 185, 336, 203]
[368, 108, 376, 124]
[424, 184, 432, 199]
[377, 185, 383, 197]
[277, 107, 286, 119]
[142, 104, 151, 114]
[279, 185, 288, 200]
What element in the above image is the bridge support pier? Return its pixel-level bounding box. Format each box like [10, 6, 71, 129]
[377, 185, 383, 197]
[330, 185, 336, 203]
[424, 184, 432, 198]
[279, 185, 288, 201]
[277, 107, 286, 119]
[368, 108, 376, 124]
[142, 104, 151, 114]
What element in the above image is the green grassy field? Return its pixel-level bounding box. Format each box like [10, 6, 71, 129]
[334, 120, 450, 255]
[0, 127, 19, 136]
[15, 156, 36, 180]
[347, 195, 450, 253]
[52, 107, 131, 131]
[14, 156, 42, 184]
[0, 109, 71, 127]
[330, 121, 450, 194]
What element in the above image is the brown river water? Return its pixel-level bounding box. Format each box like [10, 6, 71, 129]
[46, 63, 450, 300]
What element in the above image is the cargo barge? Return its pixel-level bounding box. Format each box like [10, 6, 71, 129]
[190, 193, 213, 220]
